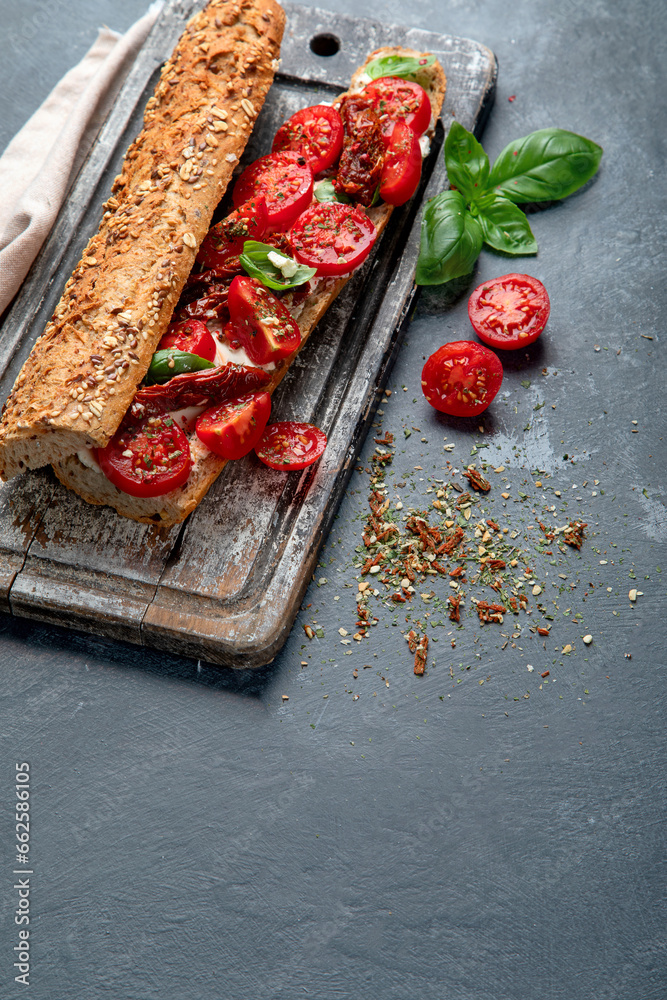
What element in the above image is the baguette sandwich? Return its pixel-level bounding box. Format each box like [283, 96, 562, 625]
[0, 10, 446, 526]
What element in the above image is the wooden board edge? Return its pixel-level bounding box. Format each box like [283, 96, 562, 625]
[9, 557, 155, 645]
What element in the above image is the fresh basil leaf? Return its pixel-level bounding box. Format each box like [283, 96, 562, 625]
[365, 53, 436, 82]
[488, 128, 603, 203]
[239, 241, 317, 290]
[415, 190, 483, 285]
[314, 179, 350, 204]
[445, 121, 490, 203]
[145, 350, 215, 385]
[473, 193, 538, 255]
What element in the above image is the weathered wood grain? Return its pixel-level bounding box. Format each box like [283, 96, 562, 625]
[0, 0, 496, 662]
[10, 474, 179, 642]
[0, 469, 55, 611]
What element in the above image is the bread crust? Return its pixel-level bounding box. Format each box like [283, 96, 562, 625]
[0, 0, 285, 480]
[51, 46, 447, 524]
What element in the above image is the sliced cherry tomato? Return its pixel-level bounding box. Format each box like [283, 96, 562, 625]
[97, 414, 192, 497]
[233, 152, 313, 230]
[468, 274, 551, 350]
[158, 319, 217, 362]
[272, 105, 344, 174]
[421, 341, 503, 417]
[227, 276, 301, 365]
[363, 76, 431, 144]
[379, 119, 422, 206]
[255, 421, 327, 471]
[196, 391, 271, 460]
[196, 198, 268, 273]
[288, 202, 376, 277]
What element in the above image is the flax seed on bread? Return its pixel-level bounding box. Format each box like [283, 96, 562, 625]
[51, 46, 447, 524]
[0, 0, 285, 481]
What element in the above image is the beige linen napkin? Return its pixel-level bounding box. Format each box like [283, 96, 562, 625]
[0, 3, 163, 317]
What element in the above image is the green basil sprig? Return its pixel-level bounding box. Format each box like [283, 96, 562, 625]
[145, 350, 215, 385]
[488, 127, 604, 203]
[415, 191, 483, 286]
[314, 178, 350, 204]
[471, 193, 538, 255]
[365, 53, 436, 81]
[239, 240, 317, 290]
[416, 121, 603, 285]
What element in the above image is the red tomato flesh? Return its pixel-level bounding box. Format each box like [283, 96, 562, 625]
[422, 341, 503, 417]
[288, 202, 376, 276]
[97, 414, 192, 497]
[363, 76, 431, 144]
[272, 105, 344, 175]
[468, 273, 550, 349]
[158, 319, 217, 362]
[196, 198, 268, 273]
[227, 276, 301, 366]
[379, 119, 422, 206]
[255, 421, 327, 471]
[196, 391, 271, 460]
[233, 152, 313, 230]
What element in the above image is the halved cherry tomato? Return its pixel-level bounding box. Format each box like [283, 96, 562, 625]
[272, 105, 344, 175]
[288, 202, 376, 276]
[233, 152, 313, 230]
[196, 198, 268, 273]
[97, 414, 192, 497]
[421, 341, 503, 417]
[468, 274, 550, 350]
[227, 276, 301, 365]
[363, 76, 431, 144]
[255, 421, 327, 470]
[379, 119, 422, 206]
[196, 391, 271, 460]
[158, 319, 217, 362]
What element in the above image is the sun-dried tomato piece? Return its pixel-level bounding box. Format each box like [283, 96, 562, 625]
[464, 466, 491, 492]
[360, 552, 384, 576]
[476, 600, 506, 623]
[563, 520, 587, 548]
[438, 526, 465, 554]
[413, 634, 428, 675]
[131, 363, 271, 419]
[334, 95, 384, 206]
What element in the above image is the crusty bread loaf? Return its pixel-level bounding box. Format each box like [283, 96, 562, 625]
[51, 46, 447, 524]
[0, 0, 285, 480]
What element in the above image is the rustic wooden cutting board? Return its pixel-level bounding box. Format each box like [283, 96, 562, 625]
[0, 1, 496, 665]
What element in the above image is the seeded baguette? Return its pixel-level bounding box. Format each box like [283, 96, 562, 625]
[51, 46, 447, 524]
[0, 0, 285, 481]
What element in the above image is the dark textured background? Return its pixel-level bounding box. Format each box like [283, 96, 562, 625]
[1, 1, 665, 997]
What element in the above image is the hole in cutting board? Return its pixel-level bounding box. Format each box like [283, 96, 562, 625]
[309, 33, 340, 57]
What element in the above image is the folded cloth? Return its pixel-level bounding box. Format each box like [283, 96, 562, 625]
[0, 3, 163, 318]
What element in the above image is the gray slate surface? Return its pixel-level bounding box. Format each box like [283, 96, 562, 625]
[0, 1, 665, 998]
